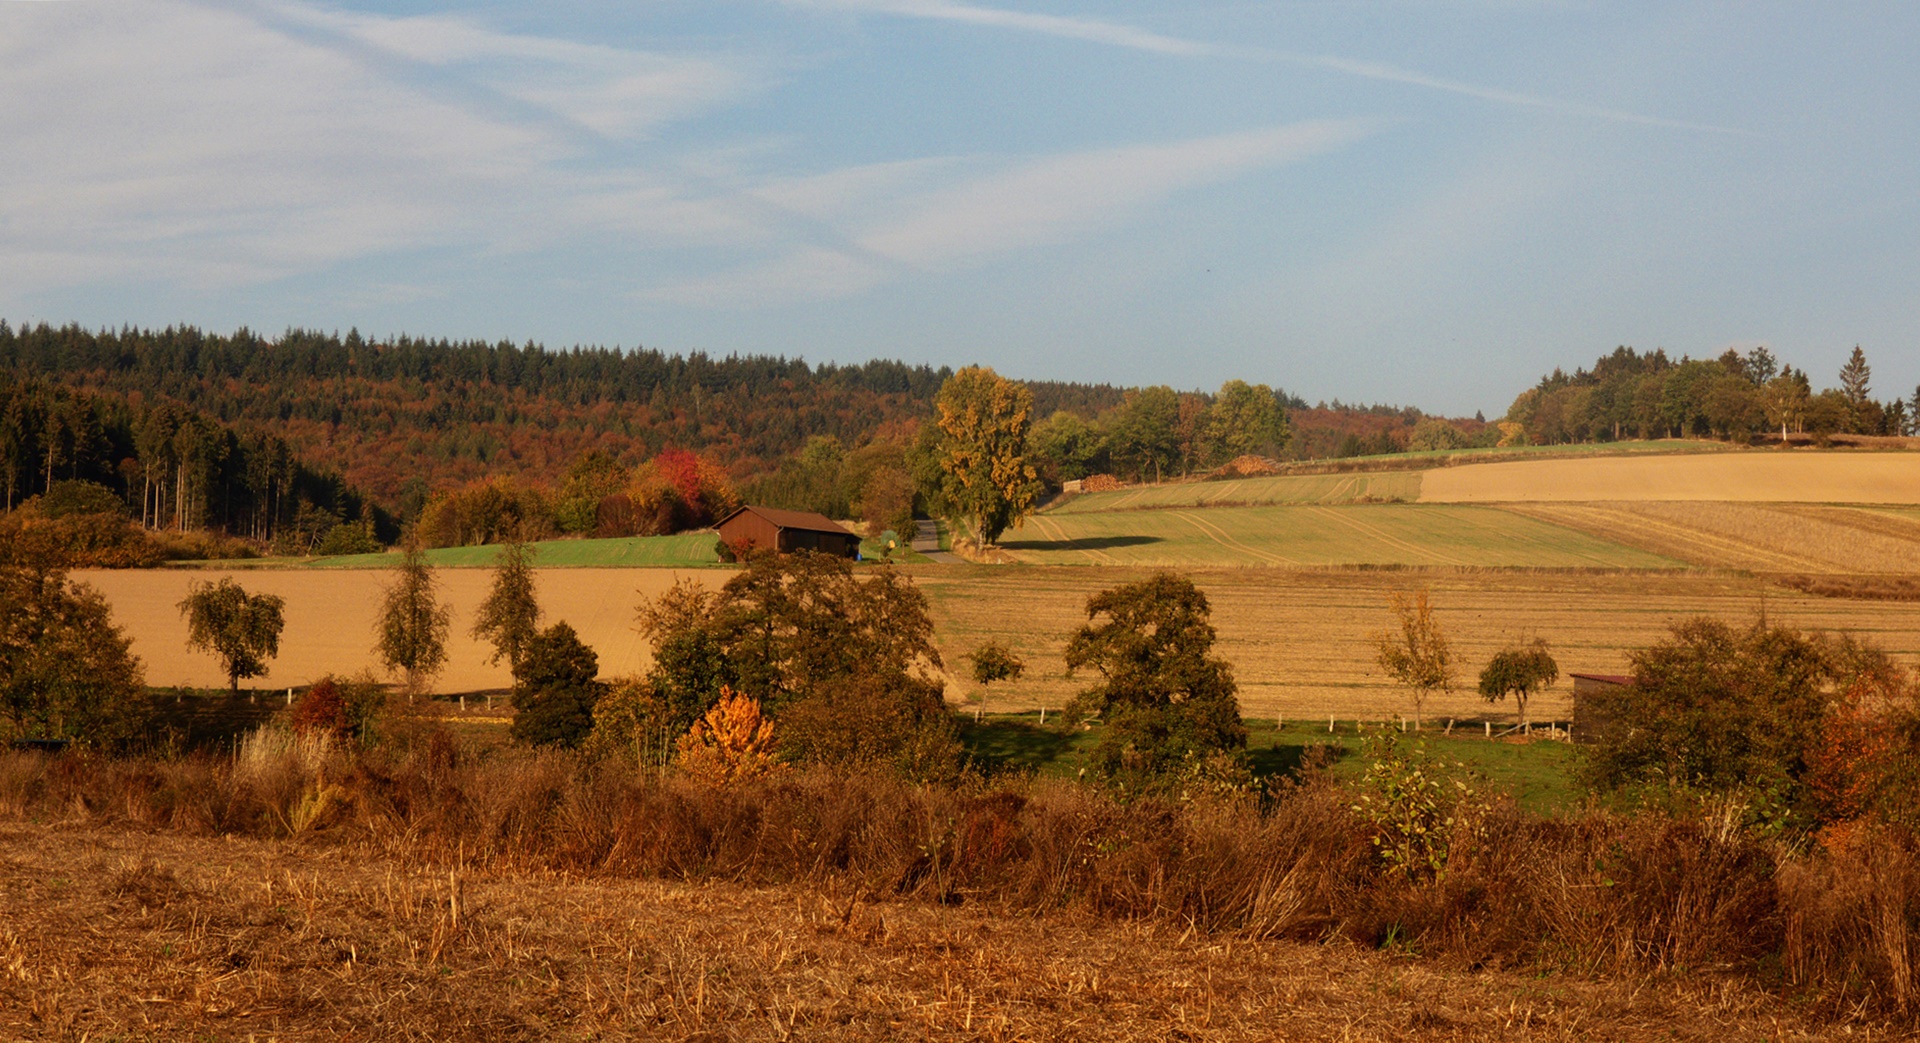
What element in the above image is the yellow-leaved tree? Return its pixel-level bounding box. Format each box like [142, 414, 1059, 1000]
[936, 366, 1039, 546]
[675, 687, 783, 785]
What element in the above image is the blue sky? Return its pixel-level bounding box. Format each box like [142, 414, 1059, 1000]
[3, 0, 1915, 416]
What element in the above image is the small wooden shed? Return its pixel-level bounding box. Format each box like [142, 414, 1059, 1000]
[714, 505, 862, 559]
[1569, 672, 1631, 745]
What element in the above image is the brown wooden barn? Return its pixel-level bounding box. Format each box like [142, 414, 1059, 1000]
[714, 505, 862, 558]
[1569, 672, 1631, 744]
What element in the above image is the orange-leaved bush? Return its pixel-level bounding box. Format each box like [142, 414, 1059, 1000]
[675, 687, 782, 785]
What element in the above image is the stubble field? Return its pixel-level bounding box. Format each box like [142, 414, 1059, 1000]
[0, 821, 1848, 1042]
[79, 561, 1920, 721]
[914, 565, 1920, 720]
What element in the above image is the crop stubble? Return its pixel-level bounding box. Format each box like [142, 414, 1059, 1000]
[76, 564, 1920, 721]
[0, 821, 1844, 1042]
[914, 565, 1920, 721]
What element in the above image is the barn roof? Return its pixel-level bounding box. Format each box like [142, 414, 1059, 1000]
[1569, 673, 1632, 686]
[716, 505, 857, 537]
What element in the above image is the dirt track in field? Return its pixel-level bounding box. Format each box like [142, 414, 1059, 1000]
[1420, 451, 1920, 503]
[75, 567, 722, 694]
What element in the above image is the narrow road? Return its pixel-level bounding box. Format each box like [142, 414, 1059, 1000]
[911, 518, 963, 563]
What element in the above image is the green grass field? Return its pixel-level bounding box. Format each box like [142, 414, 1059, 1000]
[958, 714, 1582, 813]
[307, 532, 723, 569]
[1002, 502, 1680, 569]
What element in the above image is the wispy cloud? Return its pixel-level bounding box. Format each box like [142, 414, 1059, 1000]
[787, 0, 1208, 55]
[0, 0, 769, 292]
[652, 120, 1379, 304]
[785, 0, 1751, 135]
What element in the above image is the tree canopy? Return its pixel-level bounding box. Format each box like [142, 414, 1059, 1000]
[628, 552, 955, 775]
[1065, 571, 1246, 782]
[376, 544, 451, 694]
[0, 558, 147, 746]
[1478, 639, 1558, 728]
[1580, 618, 1918, 827]
[936, 366, 1040, 546]
[178, 578, 286, 695]
[471, 541, 541, 672]
[1374, 589, 1453, 729]
[510, 621, 603, 748]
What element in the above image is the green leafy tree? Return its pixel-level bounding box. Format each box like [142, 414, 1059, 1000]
[0, 558, 148, 746]
[1580, 618, 1899, 825]
[633, 578, 733, 734]
[1203, 380, 1290, 465]
[510, 621, 603, 748]
[1374, 589, 1453, 729]
[1405, 417, 1469, 452]
[471, 541, 541, 673]
[633, 553, 956, 776]
[178, 578, 286, 695]
[1477, 639, 1558, 729]
[1105, 386, 1181, 482]
[936, 366, 1040, 545]
[376, 543, 451, 695]
[1030, 410, 1104, 486]
[1762, 369, 1811, 441]
[1065, 572, 1246, 782]
[966, 640, 1025, 721]
[555, 451, 628, 535]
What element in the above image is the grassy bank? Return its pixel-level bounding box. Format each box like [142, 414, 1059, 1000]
[957, 714, 1583, 813]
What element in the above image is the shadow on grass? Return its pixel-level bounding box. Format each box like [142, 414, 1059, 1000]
[994, 535, 1166, 552]
[956, 716, 1084, 775]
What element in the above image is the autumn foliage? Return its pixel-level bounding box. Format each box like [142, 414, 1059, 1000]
[674, 687, 782, 785]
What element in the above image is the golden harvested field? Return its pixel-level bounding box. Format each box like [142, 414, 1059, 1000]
[912, 565, 1920, 721]
[1420, 451, 1920, 504]
[1505, 502, 1920, 573]
[0, 821, 1862, 1042]
[75, 567, 724, 694]
[80, 564, 1920, 720]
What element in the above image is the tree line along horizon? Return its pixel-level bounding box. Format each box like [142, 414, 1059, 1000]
[2, 320, 1914, 562]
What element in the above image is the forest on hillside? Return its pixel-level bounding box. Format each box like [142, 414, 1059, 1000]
[0, 322, 1467, 538]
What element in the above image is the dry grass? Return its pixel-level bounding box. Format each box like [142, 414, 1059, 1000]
[0, 820, 1864, 1042]
[5, 742, 1920, 1039]
[1420, 451, 1920, 504]
[911, 565, 1920, 719]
